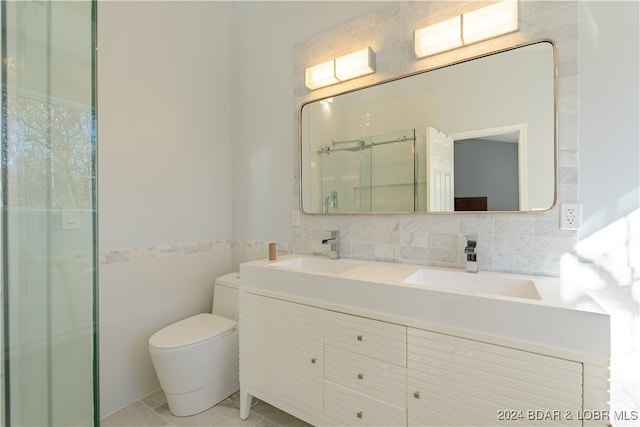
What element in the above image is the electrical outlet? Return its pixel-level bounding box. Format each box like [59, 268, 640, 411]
[560, 203, 581, 230]
[291, 209, 301, 226]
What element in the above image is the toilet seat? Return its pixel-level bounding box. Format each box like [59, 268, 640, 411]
[149, 313, 236, 352]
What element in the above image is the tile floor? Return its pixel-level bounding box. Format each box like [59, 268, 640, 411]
[101, 390, 312, 427]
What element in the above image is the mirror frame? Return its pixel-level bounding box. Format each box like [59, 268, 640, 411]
[298, 40, 558, 215]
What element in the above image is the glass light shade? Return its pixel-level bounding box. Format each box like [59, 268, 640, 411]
[335, 47, 376, 81]
[305, 60, 338, 90]
[463, 0, 519, 45]
[414, 16, 462, 58]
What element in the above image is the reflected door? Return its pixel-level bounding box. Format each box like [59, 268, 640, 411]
[426, 127, 454, 212]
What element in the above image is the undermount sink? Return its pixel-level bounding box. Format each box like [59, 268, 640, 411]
[269, 257, 361, 274]
[403, 268, 541, 300]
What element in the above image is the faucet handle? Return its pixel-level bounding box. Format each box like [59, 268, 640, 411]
[465, 233, 478, 247]
[321, 230, 340, 259]
[464, 233, 478, 272]
[321, 230, 339, 243]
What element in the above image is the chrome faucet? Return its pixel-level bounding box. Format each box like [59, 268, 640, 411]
[325, 191, 338, 212]
[464, 234, 478, 273]
[321, 230, 340, 259]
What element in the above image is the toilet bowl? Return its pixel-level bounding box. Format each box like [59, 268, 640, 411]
[148, 273, 240, 416]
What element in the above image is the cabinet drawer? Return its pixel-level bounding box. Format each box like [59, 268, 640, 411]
[325, 345, 406, 408]
[324, 310, 406, 366]
[324, 381, 406, 427]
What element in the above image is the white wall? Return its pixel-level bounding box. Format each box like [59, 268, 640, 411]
[98, 1, 232, 417]
[577, 1, 640, 418]
[579, 1, 639, 239]
[98, 1, 391, 417]
[229, 1, 393, 266]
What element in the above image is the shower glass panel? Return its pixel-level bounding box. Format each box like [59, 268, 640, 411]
[319, 141, 372, 213]
[358, 143, 373, 212]
[1, 1, 98, 426]
[370, 129, 419, 212]
[319, 129, 422, 213]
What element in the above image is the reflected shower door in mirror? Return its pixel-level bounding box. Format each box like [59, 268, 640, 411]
[317, 129, 425, 213]
[300, 41, 556, 214]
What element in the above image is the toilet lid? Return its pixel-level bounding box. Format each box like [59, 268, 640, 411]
[149, 313, 236, 350]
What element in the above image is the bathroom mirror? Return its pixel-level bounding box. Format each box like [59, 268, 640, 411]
[300, 41, 556, 214]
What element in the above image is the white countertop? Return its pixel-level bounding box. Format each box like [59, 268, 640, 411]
[240, 254, 610, 359]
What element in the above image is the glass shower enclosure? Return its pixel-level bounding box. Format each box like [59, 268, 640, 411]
[1, 1, 98, 426]
[318, 129, 426, 213]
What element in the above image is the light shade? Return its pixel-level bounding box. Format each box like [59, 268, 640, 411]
[305, 47, 377, 90]
[305, 60, 338, 90]
[414, 16, 462, 58]
[335, 47, 376, 81]
[463, 0, 519, 44]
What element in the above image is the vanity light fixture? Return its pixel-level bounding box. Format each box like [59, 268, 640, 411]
[414, 16, 462, 58]
[414, 0, 518, 59]
[334, 47, 376, 81]
[305, 59, 339, 90]
[305, 47, 376, 90]
[463, 0, 519, 44]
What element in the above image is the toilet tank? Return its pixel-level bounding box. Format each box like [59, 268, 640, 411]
[212, 273, 240, 320]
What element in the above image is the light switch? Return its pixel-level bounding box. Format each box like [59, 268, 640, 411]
[61, 209, 80, 230]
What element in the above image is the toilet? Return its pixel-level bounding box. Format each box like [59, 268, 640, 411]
[148, 272, 240, 416]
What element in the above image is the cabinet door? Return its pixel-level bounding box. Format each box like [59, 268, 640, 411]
[408, 328, 583, 426]
[240, 293, 323, 420]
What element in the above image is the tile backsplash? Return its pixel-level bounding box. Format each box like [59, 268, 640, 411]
[291, 0, 579, 277]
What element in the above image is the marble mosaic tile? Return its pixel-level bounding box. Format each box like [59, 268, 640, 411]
[494, 235, 535, 253]
[425, 215, 460, 234]
[99, 240, 230, 265]
[559, 166, 578, 184]
[534, 219, 578, 237]
[558, 147, 578, 167]
[399, 245, 429, 265]
[427, 247, 460, 267]
[459, 215, 495, 235]
[399, 230, 428, 247]
[494, 251, 534, 275]
[493, 217, 535, 236]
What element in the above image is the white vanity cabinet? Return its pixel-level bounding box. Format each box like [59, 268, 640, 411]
[240, 256, 610, 426]
[407, 328, 583, 426]
[240, 292, 594, 426]
[323, 311, 407, 426]
[239, 293, 324, 424]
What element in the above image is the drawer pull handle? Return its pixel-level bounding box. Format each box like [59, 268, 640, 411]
[357, 373, 364, 380]
[414, 391, 421, 399]
[357, 335, 363, 341]
[311, 357, 317, 364]
[356, 411, 363, 419]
